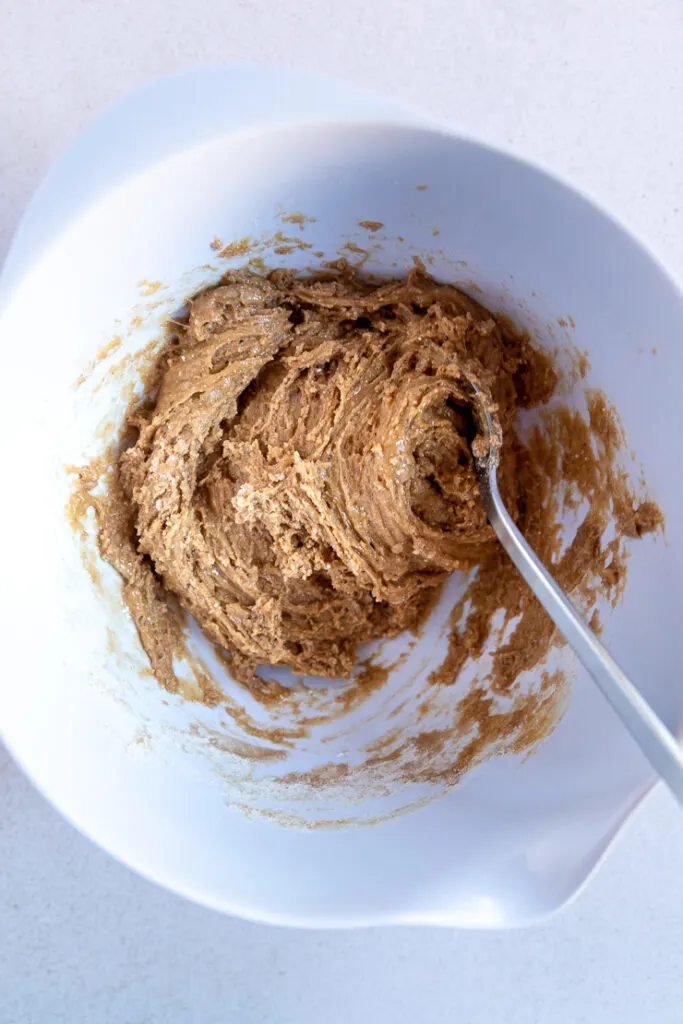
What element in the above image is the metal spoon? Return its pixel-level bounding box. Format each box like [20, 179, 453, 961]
[465, 372, 683, 806]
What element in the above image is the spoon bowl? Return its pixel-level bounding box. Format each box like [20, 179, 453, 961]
[1, 66, 682, 927]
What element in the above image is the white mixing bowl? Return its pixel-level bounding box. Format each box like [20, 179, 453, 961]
[1, 67, 682, 928]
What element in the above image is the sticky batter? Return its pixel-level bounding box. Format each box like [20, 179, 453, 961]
[115, 268, 555, 682]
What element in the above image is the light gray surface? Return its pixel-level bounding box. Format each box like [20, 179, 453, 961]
[2, 1, 683, 1020]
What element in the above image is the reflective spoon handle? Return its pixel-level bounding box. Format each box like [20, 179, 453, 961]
[480, 466, 683, 807]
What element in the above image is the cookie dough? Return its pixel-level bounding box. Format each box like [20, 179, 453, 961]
[118, 268, 554, 680]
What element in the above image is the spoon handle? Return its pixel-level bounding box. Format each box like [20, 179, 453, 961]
[481, 466, 683, 806]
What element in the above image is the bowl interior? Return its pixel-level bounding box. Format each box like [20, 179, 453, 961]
[1, 121, 681, 926]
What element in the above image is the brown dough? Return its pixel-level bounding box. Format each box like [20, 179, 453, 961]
[119, 268, 555, 681]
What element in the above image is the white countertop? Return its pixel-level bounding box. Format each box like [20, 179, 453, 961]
[3, 1, 683, 1020]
